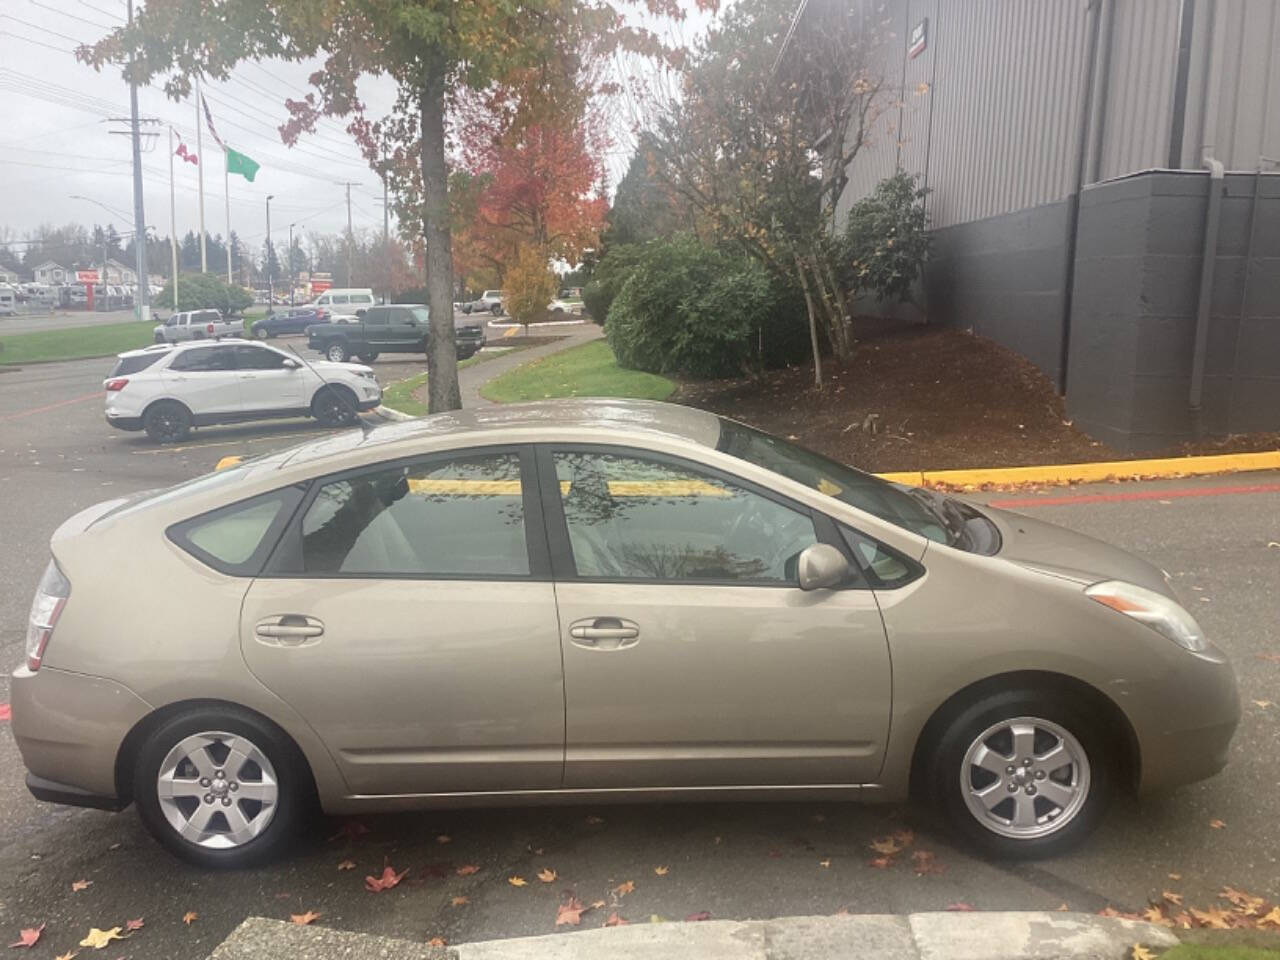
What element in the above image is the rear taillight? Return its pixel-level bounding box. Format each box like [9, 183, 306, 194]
[104, 378, 129, 391]
[206, 323, 215, 334]
[26, 560, 70, 671]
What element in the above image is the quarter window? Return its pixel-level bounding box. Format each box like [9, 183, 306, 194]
[169, 488, 304, 576]
[552, 451, 817, 583]
[299, 453, 529, 576]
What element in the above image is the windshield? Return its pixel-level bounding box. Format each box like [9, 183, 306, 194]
[716, 418, 997, 552]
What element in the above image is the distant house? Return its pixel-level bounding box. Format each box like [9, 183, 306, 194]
[32, 261, 69, 285]
[103, 259, 138, 285]
[0, 267, 18, 285]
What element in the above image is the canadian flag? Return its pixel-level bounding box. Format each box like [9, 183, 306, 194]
[175, 139, 198, 165]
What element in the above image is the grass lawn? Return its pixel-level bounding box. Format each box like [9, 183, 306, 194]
[480, 339, 674, 404]
[1158, 945, 1280, 960]
[0, 321, 155, 365]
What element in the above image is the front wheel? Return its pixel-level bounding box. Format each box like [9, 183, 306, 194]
[253, 325, 268, 339]
[133, 706, 303, 868]
[925, 689, 1112, 859]
[143, 400, 192, 444]
[311, 385, 359, 426]
[324, 341, 349, 363]
[490, 303, 502, 316]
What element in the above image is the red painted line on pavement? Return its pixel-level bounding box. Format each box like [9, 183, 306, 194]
[0, 390, 101, 423]
[0, 704, 10, 723]
[989, 482, 1280, 509]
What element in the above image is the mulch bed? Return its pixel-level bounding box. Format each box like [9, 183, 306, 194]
[676, 323, 1280, 473]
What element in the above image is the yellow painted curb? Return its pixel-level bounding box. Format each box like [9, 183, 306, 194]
[876, 450, 1280, 489]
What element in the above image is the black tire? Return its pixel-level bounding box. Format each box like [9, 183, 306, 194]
[142, 400, 192, 444]
[132, 705, 305, 869]
[462, 304, 472, 315]
[923, 687, 1113, 859]
[252, 325, 268, 339]
[311, 384, 359, 426]
[323, 341, 349, 363]
[355, 352, 379, 363]
[490, 303, 502, 316]
[154, 333, 166, 344]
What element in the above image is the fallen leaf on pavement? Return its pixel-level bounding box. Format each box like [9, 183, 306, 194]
[71, 880, 93, 892]
[328, 820, 370, 842]
[869, 836, 903, 856]
[1190, 907, 1232, 929]
[1171, 912, 1193, 929]
[79, 927, 124, 950]
[54, 952, 76, 960]
[1220, 887, 1265, 915]
[604, 912, 629, 927]
[1142, 906, 1173, 927]
[1057, 904, 1070, 912]
[537, 868, 557, 884]
[585, 815, 604, 825]
[8, 925, 44, 949]
[654, 866, 669, 876]
[1258, 653, 1280, 663]
[451, 896, 468, 907]
[457, 864, 480, 876]
[1167, 873, 1181, 881]
[613, 880, 635, 897]
[1209, 819, 1226, 829]
[685, 911, 712, 922]
[364, 866, 408, 893]
[946, 903, 974, 912]
[912, 850, 944, 876]
[182, 912, 198, 925]
[124, 918, 144, 932]
[290, 911, 321, 926]
[891, 828, 915, 847]
[818, 859, 831, 868]
[868, 856, 893, 869]
[337, 860, 355, 871]
[1131, 945, 1156, 960]
[1253, 700, 1274, 709]
[508, 876, 528, 887]
[436, 834, 451, 844]
[591, 900, 606, 910]
[1258, 907, 1280, 928]
[556, 897, 588, 927]
[427, 937, 447, 947]
[1162, 891, 1183, 906]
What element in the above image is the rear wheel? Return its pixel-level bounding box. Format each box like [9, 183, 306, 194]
[311, 385, 359, 426]
[133, 706, 303, 868]
[925, 688, 1111, 858]
[143, 400, 192, 443]
[324, 341, 349, 363]
[355, 351, 379, 363]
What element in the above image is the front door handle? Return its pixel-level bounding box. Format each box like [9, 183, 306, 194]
[255, 614, 324, 646]
[568, 618, 639, 651]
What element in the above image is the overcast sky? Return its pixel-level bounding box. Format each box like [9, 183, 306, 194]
[0, 0, 715, 255]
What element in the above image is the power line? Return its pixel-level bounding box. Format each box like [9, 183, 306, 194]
[27, 0, 113, 31]
[0, 30, 74, 54]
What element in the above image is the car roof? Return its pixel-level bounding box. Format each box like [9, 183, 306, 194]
[271, 399, 723, 472]
[117, 338, 254, 360]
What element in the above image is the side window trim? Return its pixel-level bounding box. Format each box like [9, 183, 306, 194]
[533, 443, 852, 587]
[262, 444, 551, 580]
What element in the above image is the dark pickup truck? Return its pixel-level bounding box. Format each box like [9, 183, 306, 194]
[306, 304, 486, 363]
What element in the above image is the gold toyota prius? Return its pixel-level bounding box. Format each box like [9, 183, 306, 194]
[13, 399, 1238, 867]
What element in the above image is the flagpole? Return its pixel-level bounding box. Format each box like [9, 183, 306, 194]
[225, 152, 233, 285]
[168, 127, 179, 312]
[195, 75, 207, 273]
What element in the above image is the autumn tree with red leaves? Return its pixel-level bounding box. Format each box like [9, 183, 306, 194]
[79, 0, 700, 412]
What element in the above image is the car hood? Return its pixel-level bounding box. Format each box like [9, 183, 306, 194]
[983, 505, 1173, 598]
[311, 359, 371, 376]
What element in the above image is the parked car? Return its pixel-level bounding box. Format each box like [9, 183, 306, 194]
[154, 309, 241, 344]
[461, 289, 504, 316]
[250, 307, 331, 339]
[0, 285, 16, 316]
[547, 297, 583, 315]
[13, 398, 1238, 867]
[306, 304, 485, 363]
[307, 288, 376, 316]
[101, 339, 381, 442]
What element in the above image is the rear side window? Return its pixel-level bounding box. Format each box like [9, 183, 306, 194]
[170, 346, 235, 372]
[169, 488, 305, 576]
[110, 353, 165, 376]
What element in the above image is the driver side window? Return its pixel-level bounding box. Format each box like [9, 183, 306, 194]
[551, 450, 817, 583]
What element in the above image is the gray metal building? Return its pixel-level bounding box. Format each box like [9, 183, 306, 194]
[836, 0, 1280, 452]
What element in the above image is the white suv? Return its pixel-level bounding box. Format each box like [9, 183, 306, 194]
[104, 339, 382, 443]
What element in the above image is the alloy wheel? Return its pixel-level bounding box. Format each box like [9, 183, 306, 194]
[156, 731, 278, 849]
[960, 716, 1090, 840]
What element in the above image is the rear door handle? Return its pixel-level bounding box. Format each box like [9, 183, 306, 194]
[255, 615, 324, 646]
[568, 618, 639, 651]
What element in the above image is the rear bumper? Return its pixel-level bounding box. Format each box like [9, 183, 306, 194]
[105, 414, 143, 431]
[26, 773, 127, 812]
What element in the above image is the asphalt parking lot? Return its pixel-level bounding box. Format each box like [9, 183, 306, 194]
[0, 349, 1277, 957]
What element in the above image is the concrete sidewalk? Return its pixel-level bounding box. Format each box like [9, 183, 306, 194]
[208, 912, 1180, 960]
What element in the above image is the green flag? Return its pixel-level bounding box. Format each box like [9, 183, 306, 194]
[226, 148, 260, 182]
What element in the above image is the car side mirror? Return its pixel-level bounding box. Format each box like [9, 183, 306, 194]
[282, 358, 301, 370]
[796, 543, 850, 591]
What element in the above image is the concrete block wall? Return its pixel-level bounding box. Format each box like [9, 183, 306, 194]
[1065, 171, 1280, 452]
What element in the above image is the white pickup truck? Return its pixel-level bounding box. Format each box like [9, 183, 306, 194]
[153, 309, 241, 343]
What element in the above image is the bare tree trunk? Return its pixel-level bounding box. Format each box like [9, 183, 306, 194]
[809, 251, 846, 361]
[794, 252, 823, 390]
[821, 256, 855, 362]
[419, 61, 461, 413]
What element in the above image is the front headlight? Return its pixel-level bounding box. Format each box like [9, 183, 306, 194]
[1085, 579, 1207, 652]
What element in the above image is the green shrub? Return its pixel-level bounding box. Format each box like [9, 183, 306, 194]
[605, 234, 790, 379]
[157, 273, 253, 314]
[840, 171, 930, 303]
[582, 243, 644, 324]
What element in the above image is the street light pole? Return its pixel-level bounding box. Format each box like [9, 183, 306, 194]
[288, 222, 295, 306]
[265, 194, 274, 308]
[126, 0, 149, 323]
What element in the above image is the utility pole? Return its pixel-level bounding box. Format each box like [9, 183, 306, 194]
[127, 0, 149, 322]
[195, 75, 207, 273]
[336, 180, 359, 287]
[382, 152, 390, 305]
[288, 223, 295, 306]
[265, 195, 274, 307]
[168, 127, 179, 312]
